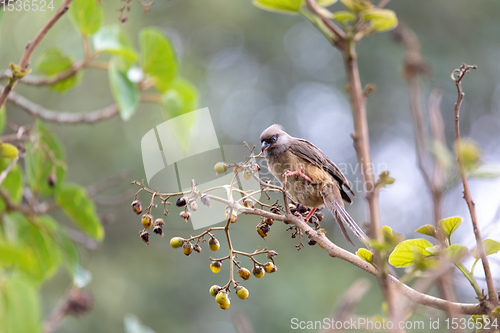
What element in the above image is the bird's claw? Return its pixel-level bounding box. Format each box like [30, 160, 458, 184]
[283, 167, 313, 182]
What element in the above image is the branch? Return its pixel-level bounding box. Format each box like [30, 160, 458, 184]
[0, 0, 74, 109]
[2, 86, 119, 124]
[199, 193, 485, 315]
[452, 64, 497, 303]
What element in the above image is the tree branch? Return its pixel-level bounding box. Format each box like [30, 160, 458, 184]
[452, 64, 497, 303]
[202, 193, 485, 315]
[2, 87, 119, 124]
[0, 0, 74, 109]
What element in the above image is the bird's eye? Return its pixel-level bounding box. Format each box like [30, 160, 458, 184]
[270, 136, 277, 143]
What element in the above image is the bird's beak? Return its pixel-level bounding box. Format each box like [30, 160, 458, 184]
[261, 141, 270, 152]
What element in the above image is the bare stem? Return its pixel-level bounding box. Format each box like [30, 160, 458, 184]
[452, 64, 497, 303]
[0, 0, 73, 109]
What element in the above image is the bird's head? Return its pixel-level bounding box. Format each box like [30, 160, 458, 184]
[260, 124, 290, 156]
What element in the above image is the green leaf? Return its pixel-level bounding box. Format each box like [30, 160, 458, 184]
[471, 239, 500, 260]
[0, 276, 42, 333]
[56, 183, 104, 241]
[162, 78, 198, 119]
[93, 26, 138, 61]
[36, 48, 82, 92]
[0, 241, 35, 273]
[332, 11, 356, 23]
[415, 224, 437, 238]
[388, 238, 433, 267]
[443, 244, 468, 264]
[140, 28, 178, 92]
[0, 163, 23, 212]
[0, 105, 5, 135]
[4, 213, 62, 282]
[356, 248, 373, 264]
[69, 0, 103, 35]
[438, 216, 462, 239]
[109, 58, 139, 121]
[25, 120, 66, 196]
[362, 8, 398, 32]
[253, 0, 303, 14]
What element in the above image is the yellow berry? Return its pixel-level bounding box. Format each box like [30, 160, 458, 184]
[210, 261, 221, 273]
[252, 266, 265, 278]
[183, 242, 193, 256]
[170, 237, 184, 248]
[208, 238, 220, 251]
[209, 285, 220, 297]
[236, 286, 249, 300]
[141, 214, 153, 229]
[218, 302, 230, 310]
[214, 162, 228, 174]
[263, 262, 277, 273]
[215, 291, 230, 305]
[237, 267, 251, 281]
[0, 142, 19, 159]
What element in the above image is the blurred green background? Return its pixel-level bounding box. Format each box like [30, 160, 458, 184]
[1, 0, 500, 332]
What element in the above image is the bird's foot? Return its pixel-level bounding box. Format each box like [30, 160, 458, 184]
[283, 167, 313, 182]
[303, 207, 316, 223]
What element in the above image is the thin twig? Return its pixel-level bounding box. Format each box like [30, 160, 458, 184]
[2, 86, 119, 124]
[452, 64, 497, 303]
[0, 0, 74, 109]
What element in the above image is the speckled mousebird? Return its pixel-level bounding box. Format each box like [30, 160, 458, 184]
[260, 124, 368, 245]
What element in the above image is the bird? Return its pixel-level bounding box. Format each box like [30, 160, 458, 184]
[260, 124, 368, 246]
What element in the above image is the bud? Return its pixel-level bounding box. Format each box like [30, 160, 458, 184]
[201, 195, 210, 207]
[183, 242, 193, 256]
[131, 200, 142, 214]
[188, 199, 198, 211]
[225, 208, 237, 223]
[139, 229, 149, 245]
[153, 218, 165, 236]
[251, 162, 261, 171]
[180, 211, 191, 222]
[47, 174, 57, 188]
[266, 251, 278, 259]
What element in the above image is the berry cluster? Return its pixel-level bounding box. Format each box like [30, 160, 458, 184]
[130, 146, 332, 310]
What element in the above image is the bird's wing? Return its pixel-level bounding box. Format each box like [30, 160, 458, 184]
[289, 138, 355, 201]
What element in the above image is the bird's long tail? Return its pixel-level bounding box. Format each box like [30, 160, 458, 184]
[321, 185, 369, 246]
